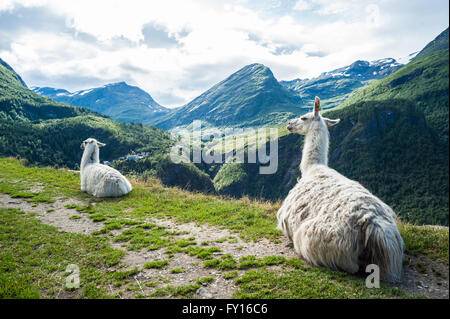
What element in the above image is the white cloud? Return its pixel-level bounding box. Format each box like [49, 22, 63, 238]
[0, 0, 14, 11]
[293, 0, 310, 11]
[1, 0, 448, 107]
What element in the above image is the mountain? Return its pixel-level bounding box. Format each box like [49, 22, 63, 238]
[342, 27, 449, 138]
[280, 58, 404, 109]
[0, 61, 91, 122]
[207, 28, 449, 226]
[414, 28, 449, 60]
[32, 82, 170, 125]
[155, 63, 304, 129]
[0, 58, 172, 169]
[0, 58, 28, 88]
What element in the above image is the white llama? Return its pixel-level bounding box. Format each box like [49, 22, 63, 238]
[80, 138, 132, 198]
[277, 97, 404, 282]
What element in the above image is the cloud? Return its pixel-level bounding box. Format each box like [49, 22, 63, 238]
[0, 5, 71, 50]
[293, 0, 311, 11]
[141, 22, 184, 48]
[1, 0, 448, 108]
[24, 69, 113, 91]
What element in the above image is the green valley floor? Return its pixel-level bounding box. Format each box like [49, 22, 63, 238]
[0, 157, 448, 299]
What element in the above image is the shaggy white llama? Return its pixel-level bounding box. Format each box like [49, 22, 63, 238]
[277, 97, 404, 282]
[80, 138, 132, 197]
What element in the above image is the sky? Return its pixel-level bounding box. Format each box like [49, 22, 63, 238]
[0, 0, 448, 108]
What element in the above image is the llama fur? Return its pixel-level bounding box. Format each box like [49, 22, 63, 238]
[80, 138, 132, 198]
[277, 97, 404, 282]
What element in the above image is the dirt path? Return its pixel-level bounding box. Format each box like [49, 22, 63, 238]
[1, 193, 448, 299]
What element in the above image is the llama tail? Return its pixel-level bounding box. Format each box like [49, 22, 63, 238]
[364, 219, 404, 283]
[107, 177, 132, 197]
[118, 178, 132, 195]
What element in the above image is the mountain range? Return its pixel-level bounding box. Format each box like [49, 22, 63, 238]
[32, 82, 169, 125]
[32, 57, 404, 129]
[280, 57, 404, 109]
[155, 63, 304, 128]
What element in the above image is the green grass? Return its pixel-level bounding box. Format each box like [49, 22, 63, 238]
[108, 268, 139, 281]
[0, 207, 124, 298]
[223, 271, 239, 280]
[151, 284, 201, 298]
[230, 257, 409, 299]
[89, 213, 107, 222]
[398, 222, 449, 265]
[204, 254, 237, 270]
[233, 267, 407, 299]
[183, 246, 221, 260]
[196, 276, 214, 285]
[143, 260, 169, 269]
[170, 267, 185, 274]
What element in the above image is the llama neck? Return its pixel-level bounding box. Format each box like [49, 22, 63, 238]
[300, 127, 329, 174]
[80, 147, 99, 170]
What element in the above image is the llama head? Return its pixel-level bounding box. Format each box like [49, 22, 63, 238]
[80, 138, 106, 150]
[287, 97, 340, 135]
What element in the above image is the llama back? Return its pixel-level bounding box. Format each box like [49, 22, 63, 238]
[84, 164, 132, 197]
[277, 164, 404, 281]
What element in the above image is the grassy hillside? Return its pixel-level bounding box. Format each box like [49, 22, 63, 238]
[326, 99, 448, 225]
[112, 153, 215, 193]
[414, 28, 449, 60]
[212, 129, 302, 199]
[342, 49, 449, 138]
[0, 115, 171, 169]
[0, 58, 27, 88]
[1, 157, 448, 299]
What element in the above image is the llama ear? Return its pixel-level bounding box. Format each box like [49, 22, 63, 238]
[314, 96, 321, 117]
[323, 118, 340, 127]
[97, 142, 106, 147]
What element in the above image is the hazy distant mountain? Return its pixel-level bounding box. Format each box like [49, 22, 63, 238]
[155, 63, 304, 129]
[32, 82, 169, 125]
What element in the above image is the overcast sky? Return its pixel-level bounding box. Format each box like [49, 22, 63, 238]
[0, 0, 448, 107]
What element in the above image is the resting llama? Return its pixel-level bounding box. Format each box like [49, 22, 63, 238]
[277, 97, 404, 282]
[80, 138, 132, 197]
